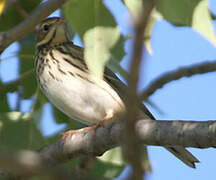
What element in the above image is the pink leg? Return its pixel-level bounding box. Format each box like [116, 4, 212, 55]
[61, 125, 98, 142]
[61, 110, 114, 143]
[103, 109, 114, 120]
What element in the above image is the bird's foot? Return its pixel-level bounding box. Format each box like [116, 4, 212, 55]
[61, 110, 114, 143]
[60, 126, 95, 143]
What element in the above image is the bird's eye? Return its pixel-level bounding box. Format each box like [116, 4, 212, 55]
[43, 24, 49, 31]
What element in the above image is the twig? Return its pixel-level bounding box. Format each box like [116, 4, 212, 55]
[123, 1, 155, 180]
[140, 61, 216, 100]
[0, 0, 67, 54]
[0, 53, 34, 62]
[0, 69, 34, 94]
[13, 0, 29, 18]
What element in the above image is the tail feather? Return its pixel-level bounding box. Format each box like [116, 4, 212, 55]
[137, 104, 200, 168]
[105, 73, 201, 169]
[165, 146, 199, 168]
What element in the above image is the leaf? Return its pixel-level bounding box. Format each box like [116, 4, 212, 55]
[84, 26, 120, 78]
[98, 146, 151, 173]
[156, 0, 201, 26]
[123, 0, 143, 19]
[144, 12, 156, 54]
[52, 104, 76, 126]
[156, 0, 216, 46]
[107, 59, 128, 80]
[110, 35, 126, 63]
[0, 0, 6, 16]
[123, 0, 157, 54]
[0, 111, 45, 149]
[0, 80, 10, 112]
[0, 0, 42, 31]
[64, 0, 122, 78]
[30, 88, 47, 112]
[31, 89, 48, 128]
[18, 33, 37, 99]
[88, 159, 124, 179]
[0, 69, 34, 95]
[192, 0, 216, 45]
[93, 147, 125, 178]
[64, 156, 124, 179]
[64, 0, 117, 38]
[98, 147, 125, 166]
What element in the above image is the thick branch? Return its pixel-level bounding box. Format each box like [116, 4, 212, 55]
[0, 150, 71, 179]
[38, 119, 216, 168]
[0, 119, 215, 178]
[140, 61, 216, 100]
[0, 0, 67, 53]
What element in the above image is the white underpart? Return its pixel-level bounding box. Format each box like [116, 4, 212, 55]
[38, 49, 125, 125]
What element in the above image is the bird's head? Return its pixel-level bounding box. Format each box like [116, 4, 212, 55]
[36, 17, 70, 48]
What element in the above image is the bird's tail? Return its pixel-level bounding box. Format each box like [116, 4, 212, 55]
[165, 146, 199, 168]
[138, 103, 200, 168]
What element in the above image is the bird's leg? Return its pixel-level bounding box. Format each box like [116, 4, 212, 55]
[91, 109, 114, 128]
[60, 126, 97, 142]
[103, 109, 114, 121]
[61, 109, 114, 143]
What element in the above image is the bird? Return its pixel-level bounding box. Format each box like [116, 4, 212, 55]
[35, 17, 199, 168]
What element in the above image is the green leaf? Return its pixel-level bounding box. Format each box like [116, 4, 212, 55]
[31, 89, 48, 130]
[18, 33, 37, 99]
[0, 0, 42, 31]
[52, 103, 87, 132]
[0, 111, 45, 149]
[84, 26, 120, 78]
[64, 156, 124, 179]
[64, 0, 117, 38]
[52, 105, 74, 125]
[156, 0, 216, 46]
[0, 80, 10, 112]
[144, 12, 156, 54]
[123, 0, 157, 54]
[156, 0, 201, 26]
[107, 59, 128, 80]
[192, 0, 216, 45]
[0, 69, 34, 94]
[110, 35, 126, 63]
[88, 159, 124, 179]
[64, 0, 122, 78]
[98, 147, 125, 166]
[93, 147, 125, 178]
[123, 0, 143, 19]
[31, 89, 47, 113]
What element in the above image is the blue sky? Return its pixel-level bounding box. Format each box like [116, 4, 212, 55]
[110, 1, 216, 179]
[1, 0, 216, 179]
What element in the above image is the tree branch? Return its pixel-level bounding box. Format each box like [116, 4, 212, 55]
[0, 69, 34, 94]
[0, 150, 79, 180]
[0, 119, 215, 178]
[38, 119, 216, 168]
[140, 61, 216, 100]
[0, 0, 67, 53]
[123, 1, 155, 179]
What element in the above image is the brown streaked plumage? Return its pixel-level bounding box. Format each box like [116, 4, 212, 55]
[35, 17, 199, 168]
